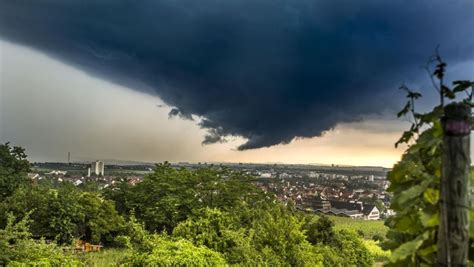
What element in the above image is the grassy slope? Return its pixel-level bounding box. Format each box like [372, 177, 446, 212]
[328, 215, 388, 239]
[328, 215, 390, 264]
[76, 248, 128, 266]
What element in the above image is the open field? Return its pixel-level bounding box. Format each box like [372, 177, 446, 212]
[329, 215, 388, 240]
[76, 249, 128, 266]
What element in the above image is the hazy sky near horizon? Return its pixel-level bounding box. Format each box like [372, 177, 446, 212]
[0, 1, 473, 167]
[1, 41, 408, 167]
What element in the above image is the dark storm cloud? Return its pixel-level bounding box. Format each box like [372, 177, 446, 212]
[168, 108, 193, 120]
[1, 0, 473, 150]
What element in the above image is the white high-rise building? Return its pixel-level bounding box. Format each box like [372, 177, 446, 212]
[91, 160, 105, 176]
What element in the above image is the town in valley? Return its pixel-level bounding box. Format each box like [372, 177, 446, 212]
[33, 159, 393, 221]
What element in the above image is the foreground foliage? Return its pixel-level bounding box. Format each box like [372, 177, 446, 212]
[385, 58, 474, 265]
[0, 143, 30, 202]
[0, 183, 124, 244]
[0, 144, 380, 266]
[0, 213, 79, 266]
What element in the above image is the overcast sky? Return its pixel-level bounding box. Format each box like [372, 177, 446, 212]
[0, 1, 473, 167]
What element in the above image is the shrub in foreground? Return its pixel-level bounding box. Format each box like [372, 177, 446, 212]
[0, 213, 79, 266]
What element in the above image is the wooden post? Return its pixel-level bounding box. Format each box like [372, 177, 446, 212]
[438, 103, 471, 266]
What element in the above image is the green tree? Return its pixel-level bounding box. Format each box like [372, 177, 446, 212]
[173, 207, 264, 265]
[77, 192, 125, 243]
[103, 177, 134, 215]
[303, 215, 336, 245]
[0, 184, 51, 238]
[121, 215, 227, 266]
[47, 183, 85, 243]
[0, 213, 79, 266]
[335, 230, 374, 266]
[0, 143, 31, 201]
[1, 182, 124, 244]
[128, 235, 227, 266]
[250, 205, 324, 266]
[107, 163, 270, 233]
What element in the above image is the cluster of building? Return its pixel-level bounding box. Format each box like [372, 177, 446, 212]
[30, 162, 392, 220]
[305, 195, 380, 220]
[255, 168, 391, 220]
[30, 161, 145, 189]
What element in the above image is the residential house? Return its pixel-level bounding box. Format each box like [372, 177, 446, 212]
[308, 197, 380, 220]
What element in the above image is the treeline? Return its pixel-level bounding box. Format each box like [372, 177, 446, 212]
[0, 143, 375, 266]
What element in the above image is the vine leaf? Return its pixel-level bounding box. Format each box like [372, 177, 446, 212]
[390, 232, 430, 263]
[396, 179, 431, 207]
[419, 210, 439, 228]
[423, 188, 439, 205]
[397, 101, 411, 118]
[441, 85, 455, 99]
[395, 131, 413, 148]
[407, 91, 422, 99]
[463, 99, 474, 108]
[418, 244, 437, 257]
[433, 62, 446, 80]
[453, 80, 472, 93]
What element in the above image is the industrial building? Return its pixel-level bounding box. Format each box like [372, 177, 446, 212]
[90, 160, 105, 176]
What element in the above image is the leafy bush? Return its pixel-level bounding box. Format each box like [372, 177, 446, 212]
[129, 236, 227, 266]
[334, 230, 374, 266]
[173, 206, 373, 266]
[363, 239, 391, 263]
[173, 206, 326, 266]
[0, 184, 124, 244]
[303, 215, 336, 245]
[0, 143, 31, 202]
[372, 233, 385, 242]
[104, 163, 271, 233]
[121, 216, 226, 266]
[0, 213, 79, 266]
[173, 207, 261, 265]
[312, 245, 342, 266]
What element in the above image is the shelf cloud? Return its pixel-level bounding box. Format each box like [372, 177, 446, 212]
[1, 0, 473, 149]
